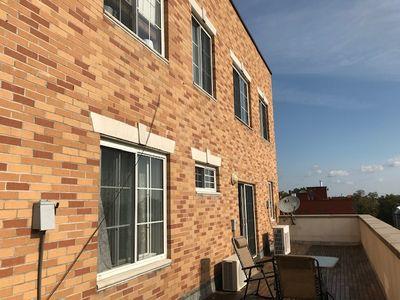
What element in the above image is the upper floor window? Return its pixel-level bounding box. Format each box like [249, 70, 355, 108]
[192, 16, 213, 95]
[195, 164, 217, 193]
[104, 0, 164, 55]
[259, 99, 270, 141]
[233, 67, 250, 126]
[98, 142, 167, 274]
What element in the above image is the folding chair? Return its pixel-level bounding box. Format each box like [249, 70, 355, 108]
[232, 236, 276, 299]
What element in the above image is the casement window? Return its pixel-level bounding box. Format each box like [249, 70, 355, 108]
[195, 164, 217, 193]
[267, 182, 275, 220]
[104, 0, 164, 55]
[192, 16, 213, 95]
[98, 143, 167, 274]
[259, 99, 270, 141]
[233, 67, 250, 126]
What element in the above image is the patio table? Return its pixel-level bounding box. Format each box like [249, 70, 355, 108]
[312, 255, 339, 268]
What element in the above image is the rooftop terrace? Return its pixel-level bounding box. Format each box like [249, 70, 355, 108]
[207, 215, 399, 300]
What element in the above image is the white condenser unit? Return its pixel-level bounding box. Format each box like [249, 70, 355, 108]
[273, 225, 291, 255]
[222, 254, 246, 292]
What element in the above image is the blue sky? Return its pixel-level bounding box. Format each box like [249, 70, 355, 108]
[233, 0, 400, 195]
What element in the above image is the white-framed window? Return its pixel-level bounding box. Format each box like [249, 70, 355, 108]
[233, 66, 250, 126]
[192, 16, 213, 96]
[98, 140, 167, 276]
[259, 98, 270, 141]
[267, 181, 275, 220]
[104, 0, 164, 55]
[195, 164, 217, 193]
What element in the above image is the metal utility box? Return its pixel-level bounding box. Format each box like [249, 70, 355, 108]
[273, 225, 291, 255]
[32, 201, 56, 231]
[222, 254, 246, 292]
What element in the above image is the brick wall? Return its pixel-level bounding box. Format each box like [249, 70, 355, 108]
[0, 0, 278, 299]
[296, 199, 355, 215]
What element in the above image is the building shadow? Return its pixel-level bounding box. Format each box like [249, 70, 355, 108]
[262, 232, 273, 257]
[212, 261, 222, 292]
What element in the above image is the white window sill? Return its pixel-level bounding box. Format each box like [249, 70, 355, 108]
[97, 258, 172, 291]
[193, 82, 216, 102]
[104, 11, 169, 65]
[196, 189, 221, 196]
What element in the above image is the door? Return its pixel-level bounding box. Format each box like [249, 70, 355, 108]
[238, 183, 257, 256]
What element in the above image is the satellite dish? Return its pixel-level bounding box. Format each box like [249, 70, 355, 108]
[279, 195, 300, 225]
[279, 195, 300, 213]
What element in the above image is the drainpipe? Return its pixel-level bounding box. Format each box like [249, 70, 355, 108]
[37, 231, 45, 300]
[32, 201, 58, 300]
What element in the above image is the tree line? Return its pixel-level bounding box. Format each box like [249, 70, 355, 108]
[352, 190, 400, 227]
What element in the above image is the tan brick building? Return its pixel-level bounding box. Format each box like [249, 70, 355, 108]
[0, 0, 278, 299]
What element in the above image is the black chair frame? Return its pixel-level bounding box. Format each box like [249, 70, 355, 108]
[241, 257, 276, 300]
[274, 257, 334, 300]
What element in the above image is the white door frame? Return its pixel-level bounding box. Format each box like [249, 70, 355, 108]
[238, 183, 257, 256]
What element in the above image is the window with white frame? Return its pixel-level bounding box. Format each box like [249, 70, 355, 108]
[195, 164, 217, 192]
[259, 98, 270, 141]
[233, 67, 250, 126]
[267, 182, 275, 220]
[98, 142, 167, 274]
[104, 0, 164, 54]
[192, 16, 213, 95]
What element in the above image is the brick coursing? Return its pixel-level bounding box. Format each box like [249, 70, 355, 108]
[0, 0, 279, 299]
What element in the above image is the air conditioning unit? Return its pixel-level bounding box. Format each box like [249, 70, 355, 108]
[273, 225, 291, 255]
[222, 254, 246, 292]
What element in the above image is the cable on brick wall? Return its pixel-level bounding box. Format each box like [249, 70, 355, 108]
[46, 96, 161, 299]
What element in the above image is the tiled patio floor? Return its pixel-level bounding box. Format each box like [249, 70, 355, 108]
[207, 243, 386, 300]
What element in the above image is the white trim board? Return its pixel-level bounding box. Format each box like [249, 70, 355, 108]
[90, 112, 175, 154]
[257, 87, 269, 105]
[189, 0, 217, 35]
[191, 147, 221, 167]
[230, 50, 252, 82]
[97, 258, 172, 291]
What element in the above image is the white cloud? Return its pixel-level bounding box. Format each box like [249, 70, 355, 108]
[312, 165, 322, 174]
[387, 156, 400, 167]
[306, 164, 323, 177]
[328, 170, 349, 177]
[346, 181, 355, 185]
[361, 164, 384, 173]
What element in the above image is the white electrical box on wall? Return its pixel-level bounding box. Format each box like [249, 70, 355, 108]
[32, 201, 56, 231]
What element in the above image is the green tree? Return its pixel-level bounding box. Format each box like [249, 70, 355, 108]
[279, 191, 290, 199]
[353, 190, 379, 217]
[377, 194, 400, 226]
[279, 187, 308, 199]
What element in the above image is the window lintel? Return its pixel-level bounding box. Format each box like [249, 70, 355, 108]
[191, 147, 221, 167]
[90, 112, 175, 154]
[189, 0, 217, 35]
[258, 87, 269, 105]
[230, 50, 252, 82]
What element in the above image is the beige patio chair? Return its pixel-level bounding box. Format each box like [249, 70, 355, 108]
[275, 255, 334, 300]
[232, 236, 276, 299]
